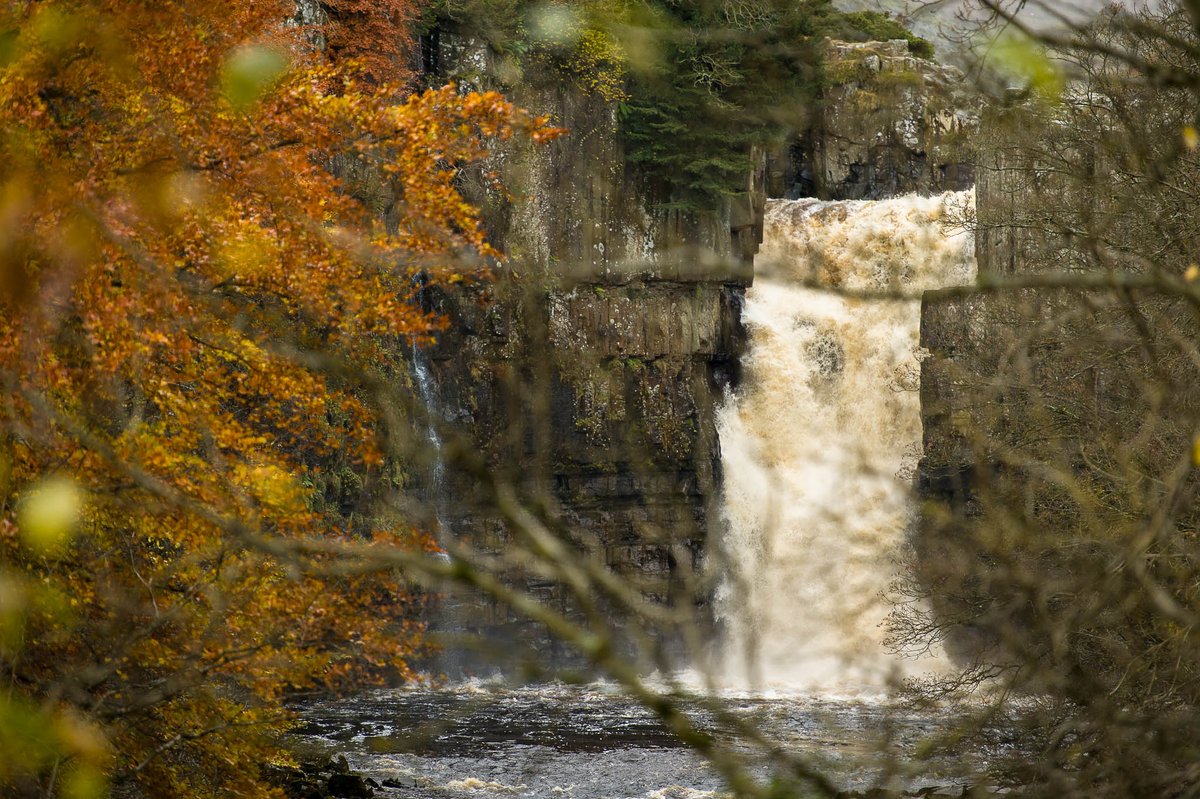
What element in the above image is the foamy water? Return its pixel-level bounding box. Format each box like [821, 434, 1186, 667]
[298, 680, 969, 798]
[716, 191, 976, 692]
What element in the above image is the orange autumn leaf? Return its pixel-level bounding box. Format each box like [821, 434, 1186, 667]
[0, 1, 559, 796]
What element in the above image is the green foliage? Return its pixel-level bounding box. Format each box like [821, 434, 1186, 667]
[819, 11, 935, 59]
[422, 1, 934, 209]
[220, 45, 289, 109]
[616, 0, 829, 210]
[617, 80, 757, 208]
[419, 0, 526, 45]
[990, 31, 1065, 101]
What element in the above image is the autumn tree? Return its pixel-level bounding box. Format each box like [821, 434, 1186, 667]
[318, 0, 418, 85]
[0, 1, 555, 797]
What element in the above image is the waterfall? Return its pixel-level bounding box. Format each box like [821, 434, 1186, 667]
[716, 190, 976, 692]
[408, 273, 453, 545]
[412, 346, 447, 513]
[410, 343, 457, 576]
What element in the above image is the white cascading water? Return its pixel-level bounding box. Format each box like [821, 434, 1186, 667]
[716, 190, 977, 692]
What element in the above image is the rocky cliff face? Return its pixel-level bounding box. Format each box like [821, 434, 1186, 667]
[918, 284, 1200, 667]
[915, 98, 1200, 667]
[783, 40, 977, 199]
[917, 98, 1132, 523]
[413, 36, 761, 663]
[914, 100, 1082, 661]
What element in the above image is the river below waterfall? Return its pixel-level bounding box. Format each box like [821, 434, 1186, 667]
[297, 681, 980, 799]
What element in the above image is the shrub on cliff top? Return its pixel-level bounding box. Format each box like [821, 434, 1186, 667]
[822, 11, 935, 59]
[422, 0, 935, 211]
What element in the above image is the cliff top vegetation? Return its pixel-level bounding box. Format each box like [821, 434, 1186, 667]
[424, 0, 935, 209]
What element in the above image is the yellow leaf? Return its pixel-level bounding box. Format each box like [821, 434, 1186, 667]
[221, 45, 288, 109]
[61, 765, 107, 799]
[54, 711, 110, 763]
[18, 476, 84, 555]
[990, 32, 1064, 102]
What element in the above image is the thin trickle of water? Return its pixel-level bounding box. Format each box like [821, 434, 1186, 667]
[411, 344, 458, 560]
[409, 275, 452, 540]
[411, 346, 447, 505]
[716, 190, 977, 692]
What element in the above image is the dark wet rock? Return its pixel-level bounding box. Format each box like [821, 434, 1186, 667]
[834, 788, 991, 799]
[327, 772, 373, 798]
[381, 776, 418, 789]
[914, 787, 955, 798]
[264, 764, 326, 799]
[267, 757, 377, 799]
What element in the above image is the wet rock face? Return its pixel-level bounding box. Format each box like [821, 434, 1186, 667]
[444, 32, 763, 285]
[785, 40, 979, 200]
[915, 286, 1176, 665]
[408, 36, 760, 665]
[420, 275, 746, 664]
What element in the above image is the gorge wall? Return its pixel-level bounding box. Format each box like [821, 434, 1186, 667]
[915, 99, 1104, 662]
[915, 96, 1200, 668]
[410, 33, 977, 666]
[778, 39, 977, 200]
[412, 35, 761, 661]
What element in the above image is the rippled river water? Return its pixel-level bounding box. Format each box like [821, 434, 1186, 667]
[298, 680, 979, 799]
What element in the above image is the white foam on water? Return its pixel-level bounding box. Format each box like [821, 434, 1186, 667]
[640, 787, 729, 799]
[445, 777, 528, 793]
[716, 191, 977, 693]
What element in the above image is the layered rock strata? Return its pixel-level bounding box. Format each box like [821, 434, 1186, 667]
[781, 39, 978, 199]
[413, 36, 760, 664]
